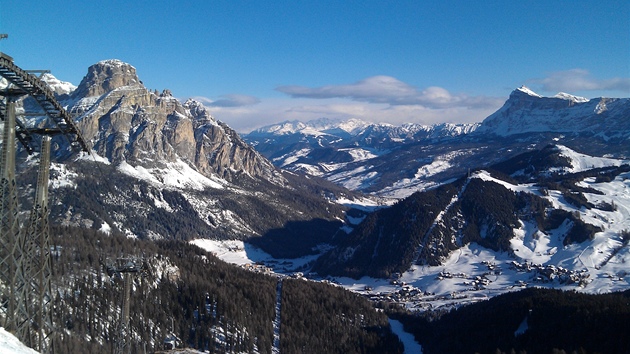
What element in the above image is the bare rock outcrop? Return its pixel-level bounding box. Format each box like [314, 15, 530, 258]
[67, 59, 283, 184]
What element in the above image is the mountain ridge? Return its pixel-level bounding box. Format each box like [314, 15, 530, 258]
[312, 144, 630, 283]
[477, 86, 630, 137]
[17, 59, 354, 243]
[245, 87, 629, 198]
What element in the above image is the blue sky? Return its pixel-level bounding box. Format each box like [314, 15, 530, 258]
[1, 1, 628, 132]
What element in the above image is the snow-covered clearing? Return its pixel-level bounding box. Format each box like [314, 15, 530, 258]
[556, 145, 626, 173]
[378, 150, 471, 199]
[0, 328, 39, 354]
[388, 319, 423, 354]
[117, 159, 225, 190]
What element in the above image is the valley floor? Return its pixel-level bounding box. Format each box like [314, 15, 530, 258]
[191, 234, 630, 313]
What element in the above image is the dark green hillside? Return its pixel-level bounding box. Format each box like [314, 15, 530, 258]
[389, 287, 630, 354]
[314, 180, 463, 278]
[281, 279, 403, 354]
[48, 226, 400, 353]
[314, 176, 547, 277]
[51, 226, 276, 353]
[490, 144, 572, 180]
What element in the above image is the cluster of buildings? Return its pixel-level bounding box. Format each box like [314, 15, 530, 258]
[509, 261, 592, 287]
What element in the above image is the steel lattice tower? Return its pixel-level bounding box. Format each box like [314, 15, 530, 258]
[19, 136, 54, 352]
[0, 100, 20, 331]
[0, 42, 88, 354]
[106, 258, 144, 354]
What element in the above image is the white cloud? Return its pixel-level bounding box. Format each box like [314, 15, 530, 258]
[276, 76, 503, 109]
[533, 69, 630, 93]
[191, 94, 260, 107]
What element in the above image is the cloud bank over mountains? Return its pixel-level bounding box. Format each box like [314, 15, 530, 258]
[195, 69, 628, 133]
[193, 94, 261, 107]
[276, 76, 502, 109]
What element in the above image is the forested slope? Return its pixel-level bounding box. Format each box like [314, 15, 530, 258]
[48, 226, 400, 353]
[388, 287, 630, 354]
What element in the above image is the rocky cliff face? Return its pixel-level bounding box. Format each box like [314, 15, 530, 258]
[477, 86, 630, 138]
[65, 59, 282, 183]
[71, 59, 141, 98]
[19, 59, 351, 242]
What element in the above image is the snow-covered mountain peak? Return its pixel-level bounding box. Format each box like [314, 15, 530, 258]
[553, 92, 589, 103]
[515, 85, 541, 98]
[95, 58, 136, 70]
[478, 87, 630, 137]
[336, 118, 373, 134]
[269, 120, 308, 135]
[40, 73, 76, 95]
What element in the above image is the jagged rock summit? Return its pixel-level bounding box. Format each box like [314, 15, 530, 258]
[28, 59, 350, 241]
[71, 59, 141, 98]
[63, 59, 282, 183]
[40, 73, 77, 95]
[477, 86, 630, 137]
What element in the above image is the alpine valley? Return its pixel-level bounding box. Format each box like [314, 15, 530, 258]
[5, 59, 630, 353]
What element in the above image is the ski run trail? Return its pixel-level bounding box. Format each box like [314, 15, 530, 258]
[272, 278, 282, 354]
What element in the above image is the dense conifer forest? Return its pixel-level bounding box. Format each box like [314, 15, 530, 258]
[314, 180, 463, 278]
[46, 226, 400, 353]
[280, 278, 403, 353]
[387, 287, 630, 354]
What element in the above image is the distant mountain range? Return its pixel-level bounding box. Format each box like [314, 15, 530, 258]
[240, 86, 630, 305]
[244, 86, 630, 198]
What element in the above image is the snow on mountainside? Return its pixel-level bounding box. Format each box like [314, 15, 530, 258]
[249, 117, 373, 136]
[555, 144, 625, 173]
[245, 87, 629, 199]
[198, 145, 630, 312]
[244, 117, 480, 197]
[40, 73, 77, 95]
[16, 59, 351, 243]
[553, 92, 589, 103]
[477, 86, 630, 137]
[249, 117, 476, 140]
[515, 85, 541, 97]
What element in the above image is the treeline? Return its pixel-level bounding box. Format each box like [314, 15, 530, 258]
[313, 176, 547, 277]
[46, 225, 400, 353]
[50, 226, 276, 353]
[387, 287, 630, 354]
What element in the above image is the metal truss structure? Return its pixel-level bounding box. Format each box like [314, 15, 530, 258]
[0, 38, 89, 353]
[105, 257, 146, 354]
